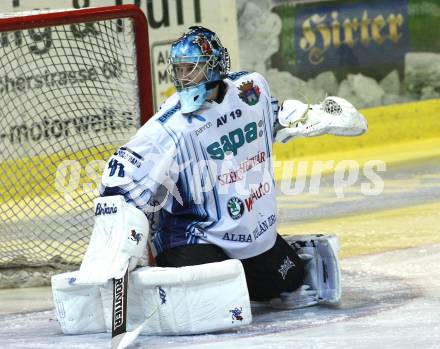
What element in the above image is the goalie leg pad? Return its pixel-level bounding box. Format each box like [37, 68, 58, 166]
[285, 234, 341, 304]
[51, 271, 109, 334]
[78, 195, 150, 284]
[100, 259, 252, 335]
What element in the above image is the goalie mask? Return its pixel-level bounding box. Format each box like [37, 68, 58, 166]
[168, 26, 230, 114]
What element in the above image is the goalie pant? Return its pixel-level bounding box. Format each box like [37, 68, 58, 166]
[156, 233, 342, 305]
[156, 234, 306, 302]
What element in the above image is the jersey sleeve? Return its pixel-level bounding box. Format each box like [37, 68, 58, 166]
[249, 72, 280, 141]
[100, 118, 179, 211]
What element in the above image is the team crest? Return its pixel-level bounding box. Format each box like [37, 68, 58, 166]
[238, 80, 261, 106]
[227, 197, 244, 220]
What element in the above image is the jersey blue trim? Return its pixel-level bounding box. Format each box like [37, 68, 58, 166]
[157, 102, 181, 124]
[160, 122, 179, 148]
[188, 134, 211, 235]
[200, 144, 221, 222]
[100, 186, 127, 197]
[263, 99, 276, 182]
[119, 147, 144, 160]
[263, 99, 272, 159]
[189, 135, 208, 220]
[227, 71, 250, 81]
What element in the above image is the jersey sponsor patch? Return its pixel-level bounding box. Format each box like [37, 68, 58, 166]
[222, 232, 252, 242]
[158, 103, 180, 124]
[116, 147, 143, 168]
[227, 197, 244, 220]
[206, 121, 263, 160]
[217, 151, 266, 185]
[194, 121, 212, 136]
[251, 214, 276, 241]
[238, 80, 260, 106]
[245, 182, 271, 211]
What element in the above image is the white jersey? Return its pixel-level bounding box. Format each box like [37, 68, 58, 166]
[100, 72, 279, 259]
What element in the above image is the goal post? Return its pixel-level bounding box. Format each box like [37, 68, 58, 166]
[0, 5, 153, 287]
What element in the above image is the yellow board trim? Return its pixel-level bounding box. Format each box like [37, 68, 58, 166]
[278, 201, 440, 259]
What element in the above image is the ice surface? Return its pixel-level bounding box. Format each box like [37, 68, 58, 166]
[1, 244, 438, 349]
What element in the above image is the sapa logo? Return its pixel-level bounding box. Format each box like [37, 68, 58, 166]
[95, 203, 118, 216]
[207, 121, 262, 160]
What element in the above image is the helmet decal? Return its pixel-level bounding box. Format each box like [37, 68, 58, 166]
[192, 35, 213, 55]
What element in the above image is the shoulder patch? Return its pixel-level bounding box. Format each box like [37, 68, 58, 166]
[228, 71, 250, 81]
[157, 103, 181, 124]
[238, 80, 261, 106]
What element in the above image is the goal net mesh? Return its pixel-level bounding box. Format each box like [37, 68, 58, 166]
[0, 9, 145, 287]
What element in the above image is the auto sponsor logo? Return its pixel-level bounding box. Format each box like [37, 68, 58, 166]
[245, 182, 271, 212]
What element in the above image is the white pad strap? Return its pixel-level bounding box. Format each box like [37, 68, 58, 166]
[275, 97, 368, 143]
[51, 271, 109, 334]
[287, 234, 341, 304]
[78, 195, 149, 284]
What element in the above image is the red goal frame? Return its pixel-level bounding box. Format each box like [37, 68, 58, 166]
[0, 4, 153, 125]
